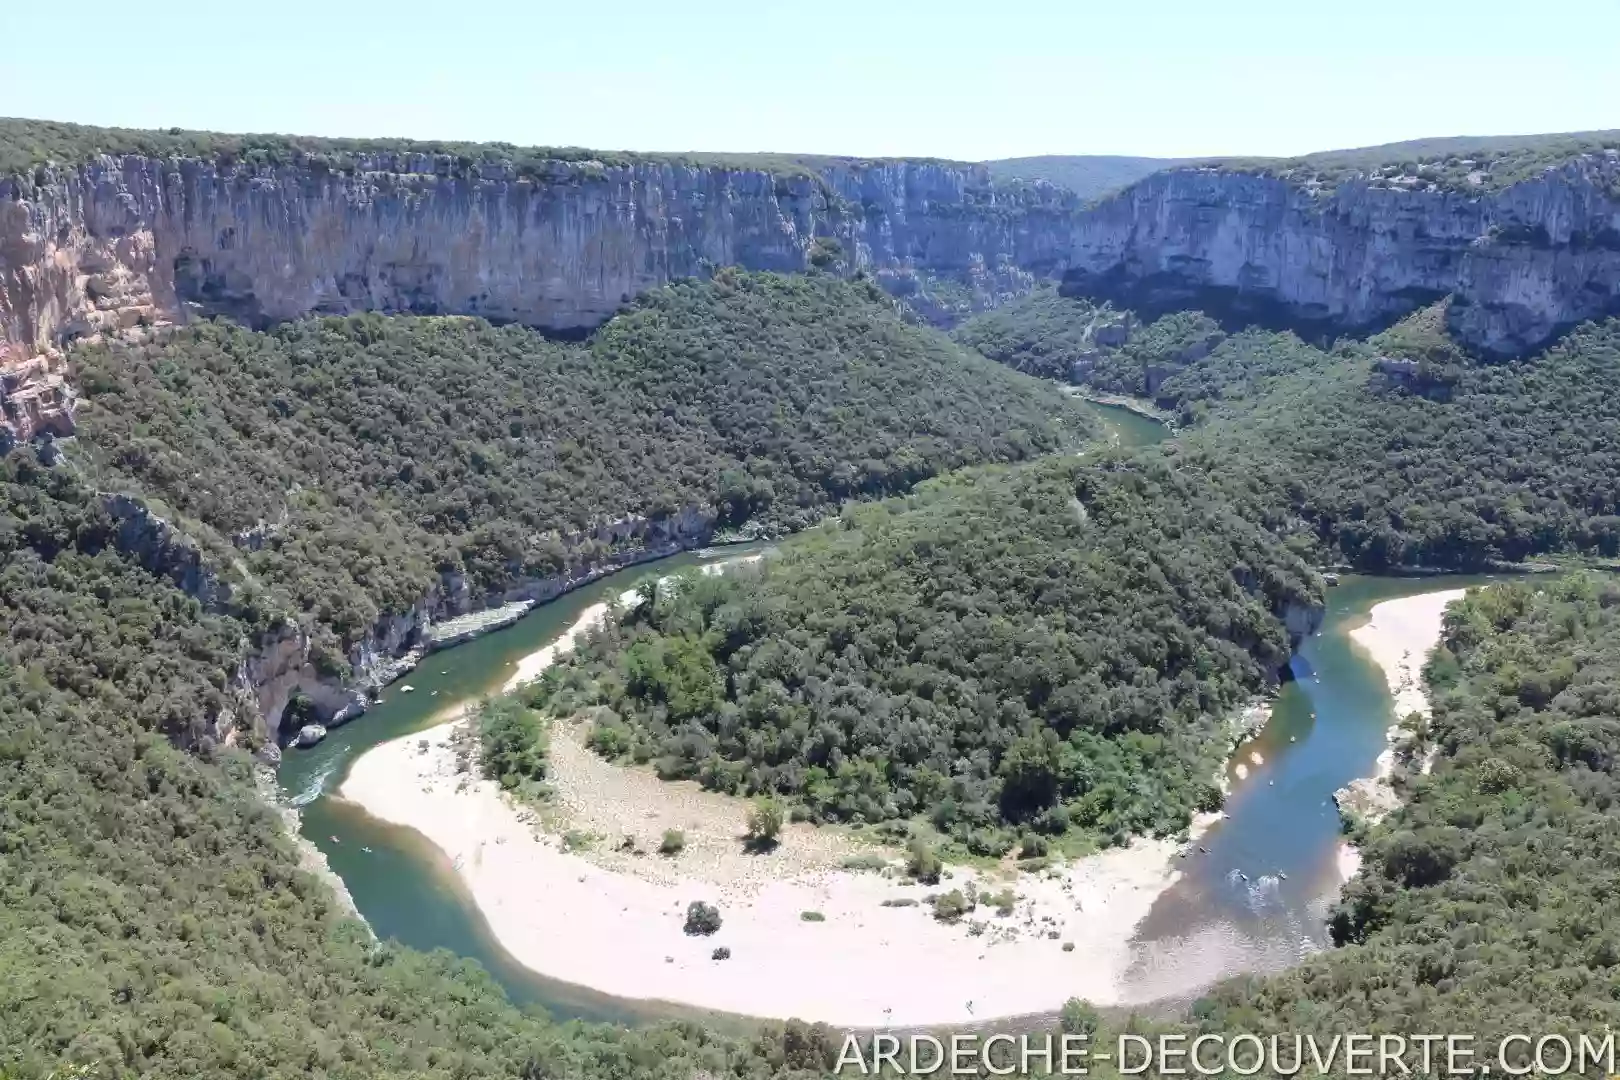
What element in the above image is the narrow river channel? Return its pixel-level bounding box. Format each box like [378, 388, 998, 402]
[275, 402, 1490, 1024]
[276, 546, 771, 1025]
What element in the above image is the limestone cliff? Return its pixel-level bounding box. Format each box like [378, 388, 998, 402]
[6, 141, 1620, 444]
[1062, 154, 1620, 358]
[0, 152, 1077, 443]
[96, 489, 717, 755]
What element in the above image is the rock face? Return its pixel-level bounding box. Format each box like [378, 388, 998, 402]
[95, 488, 717, 752]
[0, 152, 1079, 445]
[5, 147, 1620, 433]
[1062, 155, 1620, 358]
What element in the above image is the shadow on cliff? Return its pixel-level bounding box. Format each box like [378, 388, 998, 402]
[1059, 268, 1450, 353]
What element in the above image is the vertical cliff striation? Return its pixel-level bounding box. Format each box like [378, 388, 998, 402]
[0, 150, 1081, 445]
[1061, 154, 1620, 358]
[6, 134, 1620, 443]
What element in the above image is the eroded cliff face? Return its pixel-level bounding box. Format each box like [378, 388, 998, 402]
[6, 147, 1620, 445]
[97, 489, 717, 757]
[0, 153, 1078, 443]
[1062, 154, 1620, 358]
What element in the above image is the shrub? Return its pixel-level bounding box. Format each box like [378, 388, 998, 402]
[906, 838, 942, 884]
[1060, 998, 1100, 1038]
[965, 829, 1013, 858]
[747, 796, 784, 848]
[809, 237, 844, 268]
[841, 853, 890, 872]
[660, 829, 686, 856]
[588, 717, 634, 759]
[931, 889, 971, 923]
[711, 946, 731, 960]
[800, 910, 825, 922]
[684, 901, 722, 936]
[1018, 833, 1049, 859]
[881, 897, 918, 908]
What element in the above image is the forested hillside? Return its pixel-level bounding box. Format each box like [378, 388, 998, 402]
[1171, 317, 1620, 569]
[1197, 574, 1620, 1051]
[953, 288, 1120, 381]
[1210, 128, 1620, 192]
[73, 271, 1083, 658]
[534, 454, 1321, 856]
[0, 115, 883, 178]
[0, 456, 848, 1079]
[961, 284, 1620, 570]
[954, 286, 1314, 424]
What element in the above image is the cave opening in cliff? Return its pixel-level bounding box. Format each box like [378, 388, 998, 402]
[280, 691, 321, 746]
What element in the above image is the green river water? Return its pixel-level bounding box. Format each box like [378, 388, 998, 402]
[276, 547, 769, 1025]
[274, 402, 1494, 1022]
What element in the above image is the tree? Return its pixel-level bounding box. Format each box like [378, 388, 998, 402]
[1060, 998, 1101, 1038]
[684, 901, 722, 936]
[931, 889, 971, 923]
[998, 732, 1061, 822]
[906, 837, 943, 884]
[633, 578, 660, 623]
[747, 796, 785, 850]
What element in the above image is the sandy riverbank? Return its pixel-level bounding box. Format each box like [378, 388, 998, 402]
[340, 552, 1217, 1026]
[343, 721, 1212, 1026]
[1348, 588, 1466, 724]
[500, 555, 763, 692]
[1335, 587, 1467, 880]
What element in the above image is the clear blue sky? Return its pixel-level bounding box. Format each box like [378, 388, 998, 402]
[4, 0, 1615, 160]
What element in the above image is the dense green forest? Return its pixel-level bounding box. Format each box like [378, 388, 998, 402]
[953, 288, 1119, 381]
[954, 288, 1247, 422]
[533, 454, 1320, 855]
[963, 287, 1620, 569]
[0, 116, 961, 180]
[74, 271, 1082, 661]
[0, 456, 853, 1079]
[1169, 316, 1620, 569]
[1196, 574, 1620, 1054]
[1208, 128, 1620, 192]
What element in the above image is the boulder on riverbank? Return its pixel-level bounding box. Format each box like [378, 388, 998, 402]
[1333, 773, 1401, 827]
[427, 601, 536, 650]
[296, 724, 328, 748]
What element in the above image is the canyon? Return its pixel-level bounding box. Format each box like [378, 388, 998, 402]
[6, 128, 1620, 751]
[5, 140, 1620, 448]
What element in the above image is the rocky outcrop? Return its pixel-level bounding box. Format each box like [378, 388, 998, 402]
[1334, 770, 1403, 828]
[93, 487, 720, 755]
[5, 145, 1620, 434]
[1283, 599, 1325, 648]
[1062, 153, 1620, 358]
[249, 505, 717, 750]
[100, 492, 235, 609]
[0, 152, 1081, 445]
[427, 601, 535, 650]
